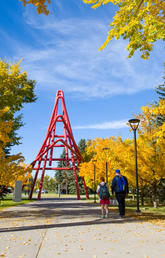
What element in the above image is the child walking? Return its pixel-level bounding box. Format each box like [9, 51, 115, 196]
[97, 177, 110, 219]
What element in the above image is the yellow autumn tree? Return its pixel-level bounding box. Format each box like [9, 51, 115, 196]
[19, 0, 165, 59]
[79, 137, 136, 190]
[134, 104, 165, 206]
[20, 0, 51, 15]
[151, 99, 165, 142]
[83, 0, 165, 59]
[0, 59, 36, 150]
[79, 103, 165, 206]
[0, 108, 32, 190]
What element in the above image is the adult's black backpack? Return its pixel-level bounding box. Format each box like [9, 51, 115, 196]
[99, 184, 110, 199]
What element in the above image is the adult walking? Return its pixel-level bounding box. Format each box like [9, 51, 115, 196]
[111, 169, 129, 218]
[97, 177, 110, 219]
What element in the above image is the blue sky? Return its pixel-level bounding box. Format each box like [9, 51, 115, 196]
[0, 0, 164, 164]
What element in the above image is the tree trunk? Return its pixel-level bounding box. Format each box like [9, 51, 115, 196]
[148, 189, 152, 204]
[66, 181, 68, 195]
[141, 187, 144, 206]
[152, 182, 157, 208]
[58, 184, 61, 198]
[132, 188, 135, 201]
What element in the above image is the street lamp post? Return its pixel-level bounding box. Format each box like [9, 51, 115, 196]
[128, 118, 141, 213]
[92, 160, 97, 203]
[102, 148, 110, 184]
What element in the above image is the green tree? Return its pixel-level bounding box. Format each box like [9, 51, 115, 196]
[155, 64, 165, 126]
[34, 178, 40, 191]
[42, 175, 56, 191]
[48, 177, 56, 192]
[156, 64, 165, 100]
[43, 175, 50, 190]
[54, 149, 69, 193]
[78, 139, 86, 153]
[78, 138, 94, 162]
[0, 59, 36, 152]
[54, 140, 88, 195]
[55, 148, 67, 184]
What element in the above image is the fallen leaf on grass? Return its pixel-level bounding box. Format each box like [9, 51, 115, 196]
[0, 254, 6, 257]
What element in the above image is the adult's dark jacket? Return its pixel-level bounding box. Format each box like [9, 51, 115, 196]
[111, 175, 129, 194]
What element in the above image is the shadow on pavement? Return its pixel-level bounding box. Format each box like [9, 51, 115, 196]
[0, 200, 102, 219]
[1, 199, 164, 233]
[0, 216, 137, 233]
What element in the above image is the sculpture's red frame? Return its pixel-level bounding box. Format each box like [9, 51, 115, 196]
[29, 90, 89, 200]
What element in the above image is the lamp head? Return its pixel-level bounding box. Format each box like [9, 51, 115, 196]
[128, 118, 140, 130]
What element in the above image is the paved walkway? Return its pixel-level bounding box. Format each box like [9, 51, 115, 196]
[0, 198, 164, 258]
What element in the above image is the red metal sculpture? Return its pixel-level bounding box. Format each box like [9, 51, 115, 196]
[29, 90, 89, 200]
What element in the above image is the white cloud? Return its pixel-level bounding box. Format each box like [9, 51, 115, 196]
[73, 119, 128, 129]
[10, 9, 164, 99]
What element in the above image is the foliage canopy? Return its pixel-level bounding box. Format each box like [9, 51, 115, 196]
[20, 0, 165, 59]
[0, 59, 36, 150]
[0, 108, 32, 188]
[79, 100, 165, 204]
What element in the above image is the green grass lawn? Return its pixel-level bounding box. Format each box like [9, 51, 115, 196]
[32, 192, 78, 198]
[125, 198, 165, 215]
[109, 198, 165, 225]
[83, 195, 165, 219]
[110, 204, 165, 215]
[0, 194, 33, 209]
[0, 192, 82, 209]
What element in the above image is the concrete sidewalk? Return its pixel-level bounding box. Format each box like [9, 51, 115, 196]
[0, 198, 164, 258]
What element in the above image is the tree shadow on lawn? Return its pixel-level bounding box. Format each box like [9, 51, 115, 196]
[126, 210, 165, 223]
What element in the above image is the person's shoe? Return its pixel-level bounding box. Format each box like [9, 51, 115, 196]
[101, 215, 105, 219]
[105, 213, 108, 218]
[120, 215, 125, 218]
